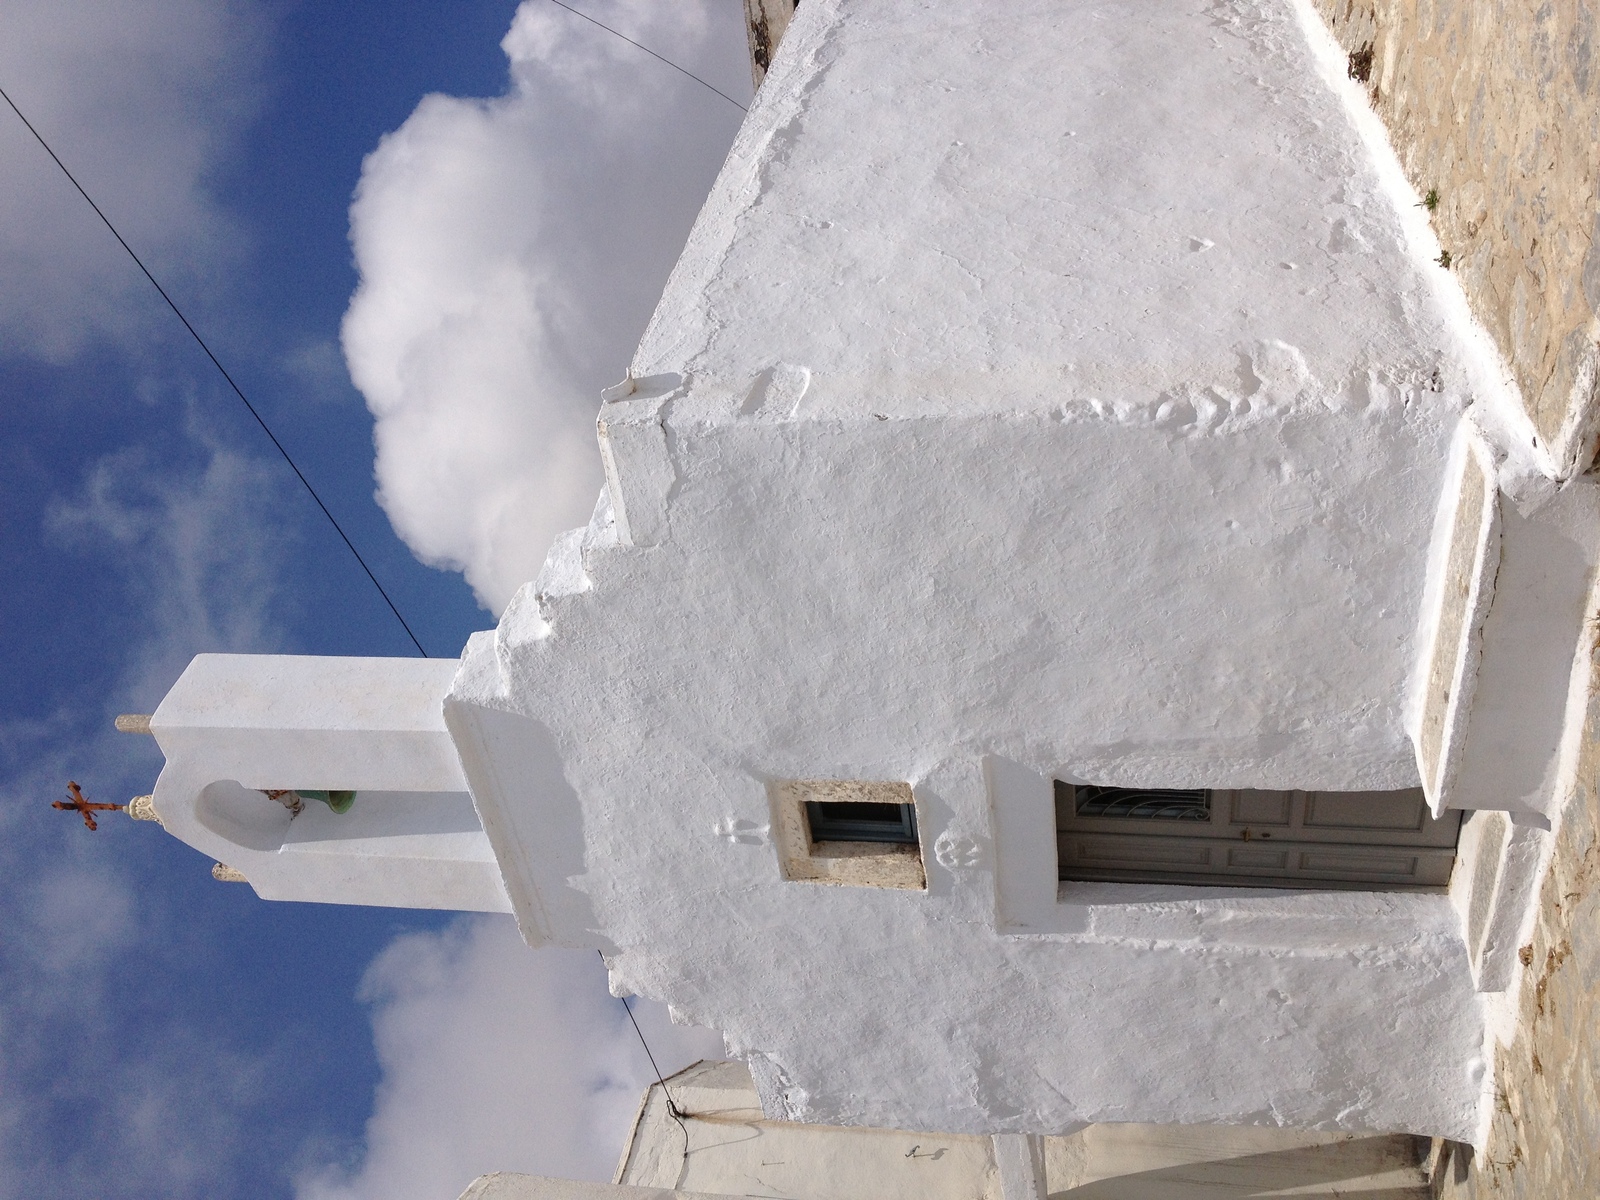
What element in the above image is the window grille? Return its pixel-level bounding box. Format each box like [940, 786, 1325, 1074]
[1073, 786, 1210, 821]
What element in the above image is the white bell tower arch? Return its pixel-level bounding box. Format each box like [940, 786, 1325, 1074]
[146, 653, 510, 912]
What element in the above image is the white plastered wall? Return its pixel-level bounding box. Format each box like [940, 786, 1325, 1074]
[443, 0, 1520, 1141]
[616, 1060, 1011, 1199]
[458, 1178, 727, 1200]
[611, 1060, 1436, 1200]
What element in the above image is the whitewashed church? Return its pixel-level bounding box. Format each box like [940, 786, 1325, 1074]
[130, 0, 1600, 1155]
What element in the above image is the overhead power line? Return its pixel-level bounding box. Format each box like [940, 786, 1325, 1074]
[0, 83, 430, 659]
[601, 950, 691, 1154]
[544, 0, 749, 112]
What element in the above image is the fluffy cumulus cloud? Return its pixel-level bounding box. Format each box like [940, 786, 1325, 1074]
[343, 0, 748, 611]
[0, 0, 267, 359]
[297, 917, 725, 1199]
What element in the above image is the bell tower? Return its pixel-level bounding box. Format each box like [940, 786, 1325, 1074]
[144, 653, 510, 912]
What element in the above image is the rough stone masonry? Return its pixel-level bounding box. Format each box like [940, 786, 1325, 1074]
[1313, 0, 1600, 478]
[1307, 1, 1600, 1193]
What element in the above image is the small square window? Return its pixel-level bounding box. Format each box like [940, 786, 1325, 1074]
[804, 799, 919, 844]
[771, 780, 925, 890]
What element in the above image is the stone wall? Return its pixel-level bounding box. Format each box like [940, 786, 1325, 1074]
[1311, 0, 1600, 476]
[1302, 2, 1600, 1189]
[1428, 602, 1600, 1197]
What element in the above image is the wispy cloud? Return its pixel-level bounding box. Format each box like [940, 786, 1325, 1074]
[342, 0, 748, 611]
[0, 418, 299, 1199]
[45, 430, 291, 699]
[0, 0, 270, 360]
[297, 917, 724, 1199]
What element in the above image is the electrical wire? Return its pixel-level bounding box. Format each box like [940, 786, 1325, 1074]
[602, 949, 692, 1164]
[0, 83, 431, 660]
[544, 0, 749, 112]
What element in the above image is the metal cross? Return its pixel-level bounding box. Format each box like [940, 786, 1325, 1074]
[52, 781, 125, 831]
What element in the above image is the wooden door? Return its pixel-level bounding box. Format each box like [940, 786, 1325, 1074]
[1055, 784, 1462, 890]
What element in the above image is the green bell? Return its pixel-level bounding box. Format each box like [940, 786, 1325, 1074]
[299, 789, 355, 814]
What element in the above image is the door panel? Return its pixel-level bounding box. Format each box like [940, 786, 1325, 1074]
[1301, 790, 1439, 835]
[1230, 790, 1292, 826]
[1072, 836, 1215, 867]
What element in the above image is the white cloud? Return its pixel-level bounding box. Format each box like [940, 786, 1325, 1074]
[297, 916, 725, 1200]
[45, 434, 290, 696]
[0, 0, 268, 360]
[342, 0, 748, 612]
[24, 862, 136, 976]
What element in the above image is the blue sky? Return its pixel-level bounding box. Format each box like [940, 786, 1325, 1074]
[0, 3, 746, 1196]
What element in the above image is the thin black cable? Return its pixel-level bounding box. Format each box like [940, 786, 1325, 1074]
[544, 0, 748, 112]
[602, 949, 692, 1166]
[0, 84, 430, 659]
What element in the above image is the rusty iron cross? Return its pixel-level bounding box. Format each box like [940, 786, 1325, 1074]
[52, 780, 125, 831]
